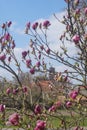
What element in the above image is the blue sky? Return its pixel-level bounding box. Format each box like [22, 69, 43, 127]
[0, 0, 66, 48]
[0, 0, 66, 24]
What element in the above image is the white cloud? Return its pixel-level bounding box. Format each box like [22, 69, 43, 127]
[32, 11, 76, 56]
[47, 12, 77, 56]
[14, 47, 23, 59]
[48, 12, 65, 42]
[10, 21, 24, 35]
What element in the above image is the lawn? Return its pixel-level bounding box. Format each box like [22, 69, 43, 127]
[47, 115, 87, 129]
[0, 110, 87, 129]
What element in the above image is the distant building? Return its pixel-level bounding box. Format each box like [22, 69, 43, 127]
[49, 67, 55, 80]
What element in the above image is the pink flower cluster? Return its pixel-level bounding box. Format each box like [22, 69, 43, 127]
[49, 101, 61, 112]
[0, 54, 6, 61]
[32, 22, 38, 30]
[0, 104, 5, 112]
[69, 90, 78, 99]
[25, 20, 51, 32]
[22, 50, 42, 74]
[22, 51, 28, 59]
[26, 59, 31, 67]
[34, 104, 42, 115]
[43, 20, 51, 28]
[72, 34, 80, 44]
[22, 86, 28, 93]
[34, 120, 46, 130]
[66, 101, 72, 108]
[4, 33, 10, 41]
[6, 86, 28, 95]
[1, 21, 12, 29]
[30, 68, 35, 74]
[7, 113, 20, 126]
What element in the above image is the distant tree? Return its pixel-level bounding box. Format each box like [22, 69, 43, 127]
[12, 71, 33, 86]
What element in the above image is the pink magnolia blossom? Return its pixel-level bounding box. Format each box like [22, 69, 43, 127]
[13, 88, 19, 95]
[6, 88, 11, 94]
[26, 22, 31, 29]
[40, 45, 44, 50]
[66, 101, 72, 107]
[43, 20, 51, 28]
[26, 59, 31, 67]
[34, 104, 42, 115]
[72, 34, 80, 44]
[32, 22, 38, 30]
[22, 51, 27, 59]
[22, 86, 28, 93]
[0, 54, 6, 61]
[30, 68, 35, 74]
[69, 90, 78, 99]
[75, 9, 80, 15]
[9, 113, 20, 126]
[36, 61, 41, 68]
[4, 33, 10, 41]
[48, 105, 56, 112]
[34, 120, 46, 130]
[46, 48, 50, 54]
[1, 23, 6, 29]
[7, 21, 12, 27]
[49, 101, 61, 112]
[0, 104, 5, 112]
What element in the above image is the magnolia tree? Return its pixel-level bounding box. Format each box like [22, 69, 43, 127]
[0, 0, 87, 129]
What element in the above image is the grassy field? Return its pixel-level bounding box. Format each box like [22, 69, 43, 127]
[46, 115, 87, 129]
[0, 110, 87, 129]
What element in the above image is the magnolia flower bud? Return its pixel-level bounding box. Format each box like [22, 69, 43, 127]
[9, 113, 20, 126]
[22, 51, 27, 59]
[26, 22, 30, 29]
[30, 68, 35, 74]
[32, 22, 38, 30]
[36, 61, 40, 67]
[0, 104, 5, 112]
[0, 54, 6, 61]
[26, 59, 31, 67]
[43, 20, 51, 28]
[8, 21, 12, 27]
[72, 34, 80, 44]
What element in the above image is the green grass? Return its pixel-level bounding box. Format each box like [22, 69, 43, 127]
[46, 115, 87, 129]
[0, 111, 87, 129]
